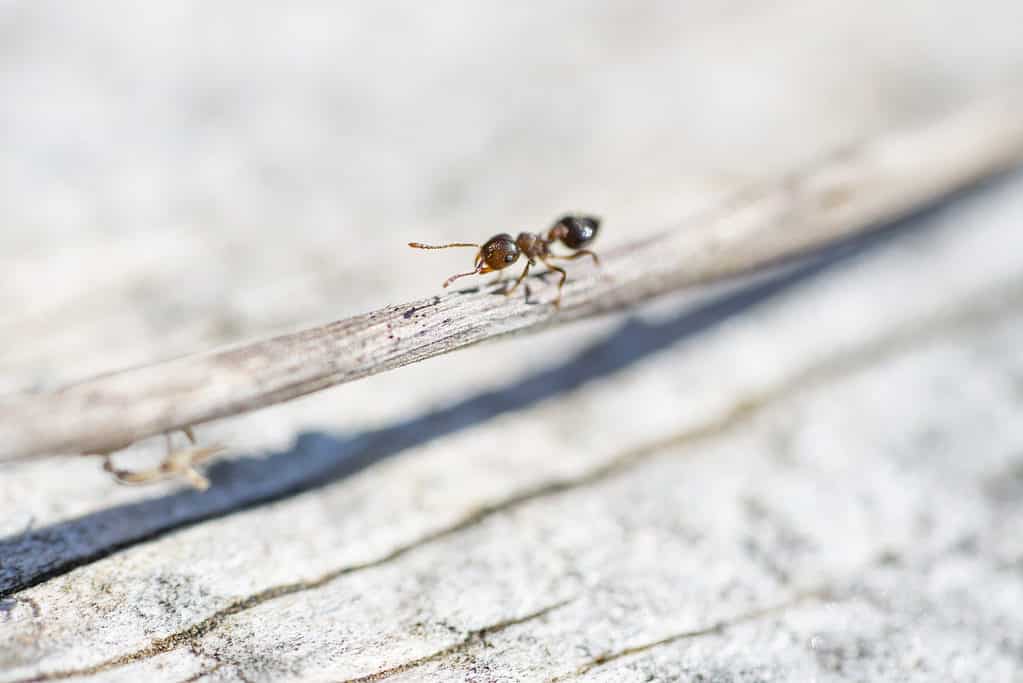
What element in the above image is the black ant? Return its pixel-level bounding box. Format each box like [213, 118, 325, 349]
[409, 215, 601, 307]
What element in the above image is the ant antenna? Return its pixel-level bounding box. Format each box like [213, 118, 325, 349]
[409, 241, 485, 288]
[409, 242, 479, 250]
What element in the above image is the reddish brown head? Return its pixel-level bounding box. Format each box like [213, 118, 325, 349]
[480, 233, 520, 271]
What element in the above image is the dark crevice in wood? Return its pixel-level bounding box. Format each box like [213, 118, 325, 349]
[549, 593, 822, 681]
[341, 597, 576, 683]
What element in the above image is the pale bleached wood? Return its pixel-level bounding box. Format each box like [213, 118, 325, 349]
[2, 90, 1023, 462]
[5, 209, 1023, 681]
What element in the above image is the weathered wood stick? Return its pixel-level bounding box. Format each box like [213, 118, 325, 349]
[3, 90, 1023, 462]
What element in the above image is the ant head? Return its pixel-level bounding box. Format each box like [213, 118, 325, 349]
[552, 215, 600, 249]
[481, 233, 520, 270]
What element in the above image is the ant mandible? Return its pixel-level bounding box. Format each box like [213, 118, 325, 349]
[409, 215, 600, 307]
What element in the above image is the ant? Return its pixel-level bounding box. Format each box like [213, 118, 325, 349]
[409, 215, 601, 307]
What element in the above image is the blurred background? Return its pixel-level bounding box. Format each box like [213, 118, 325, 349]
[3, 0, 1022, 393]
[0, 1, 1019, 485]
[4, 3, 1023, 679]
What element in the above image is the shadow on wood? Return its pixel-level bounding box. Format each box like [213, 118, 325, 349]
[0, 167, 1017, 598]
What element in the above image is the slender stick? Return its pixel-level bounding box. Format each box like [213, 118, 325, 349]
[2, 89, 1023, 462]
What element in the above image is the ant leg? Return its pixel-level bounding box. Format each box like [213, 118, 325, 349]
[504, 261, 532, 297]
[442, 252, 485, 288]
[549, 249, 600, 266]
[540, 258, 568, 308]
[443, 266, 483, 288]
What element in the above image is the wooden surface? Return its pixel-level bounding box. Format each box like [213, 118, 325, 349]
[4, 92, 1022, 461]
[3, 3, 1023, 682]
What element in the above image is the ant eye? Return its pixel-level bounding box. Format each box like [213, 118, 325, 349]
[505, 253, 516, 263]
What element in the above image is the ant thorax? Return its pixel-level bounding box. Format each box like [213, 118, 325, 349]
[515, 232, 548, 262]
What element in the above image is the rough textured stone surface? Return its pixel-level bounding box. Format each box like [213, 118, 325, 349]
[2, 3, 1023, 682]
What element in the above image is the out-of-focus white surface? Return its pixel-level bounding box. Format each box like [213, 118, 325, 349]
[2, 3, 1023, 681]
[2, 1, 1021, 391]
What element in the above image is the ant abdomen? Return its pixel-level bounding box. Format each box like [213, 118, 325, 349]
[552, 215, 600, 249]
